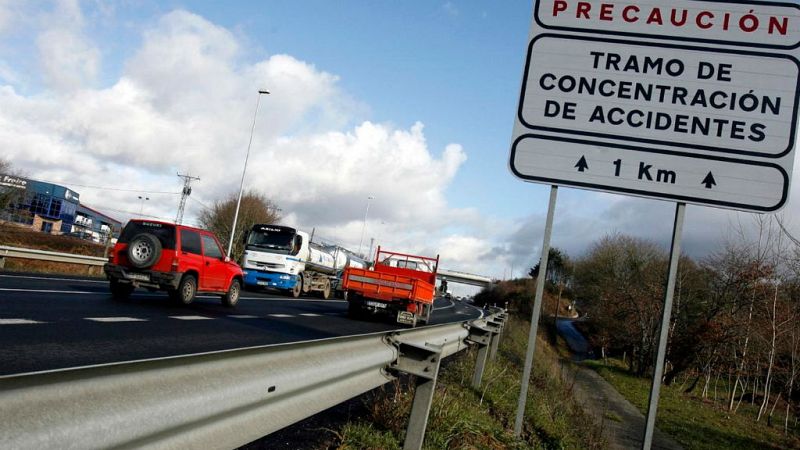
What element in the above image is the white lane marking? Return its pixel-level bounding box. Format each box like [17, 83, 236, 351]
[268, 314, 293, 318]
[0, 318, 45, 325]
[228, 315, 259, 319]
[0, 286, 346, 303]
[434, 299, 455, 311]
[299, 313, 321, 317]
[0, 288, 101, 294]
[169, 315, 213, 321]
[85, 317, 146, 323]
[0, 274, 106, 284]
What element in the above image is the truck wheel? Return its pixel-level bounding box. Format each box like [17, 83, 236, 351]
[221, 279, 241, 307]
[170, 274, 197, 305]
[110, 279, 134, 300]
[291, 274, 303, 298]
[320, 279, 331, 300]
[347, 300, 361, 318]
[419, 303, 432, 325]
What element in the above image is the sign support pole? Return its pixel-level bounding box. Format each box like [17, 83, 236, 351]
[514, 185, 558, 436]
[642, 202, 686, 450]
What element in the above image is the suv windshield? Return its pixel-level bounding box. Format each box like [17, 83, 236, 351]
[119, 221, 176, 250]
[245, 229, 294, 254]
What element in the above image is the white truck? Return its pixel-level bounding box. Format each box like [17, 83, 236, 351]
[240, 224, 366, 299]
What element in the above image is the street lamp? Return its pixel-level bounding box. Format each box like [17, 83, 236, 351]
[227, 89, 270, 258]
[358, 195, 374, 257]
[137, 195, 150, 216]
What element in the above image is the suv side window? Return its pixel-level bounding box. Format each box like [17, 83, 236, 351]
[201, 234, 224, 259]
[180, 229, 202, 255]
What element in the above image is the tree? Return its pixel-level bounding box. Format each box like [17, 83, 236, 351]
[573, 234, 668, 375]
[0, 158, 25, 211]
[198, 190, 280, 262]
[529, 247, 573, 288]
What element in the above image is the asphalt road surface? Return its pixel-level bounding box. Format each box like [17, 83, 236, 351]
[0, 272, 483, 376]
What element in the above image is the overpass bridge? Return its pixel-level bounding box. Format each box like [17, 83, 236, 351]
[437, 268, 495, 288]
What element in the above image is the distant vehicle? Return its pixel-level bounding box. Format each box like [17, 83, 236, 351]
[104, 220, 244, 306]
[240, 224, 366, 299]
[342, 247, 439, 327]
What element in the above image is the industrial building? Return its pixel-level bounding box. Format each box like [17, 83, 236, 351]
[0, 174, 121, 242]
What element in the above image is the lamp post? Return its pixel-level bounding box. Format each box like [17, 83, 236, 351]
[227, 89, 270, 258]
[137, 195, 149, 216]
[357, 195, 374, 257]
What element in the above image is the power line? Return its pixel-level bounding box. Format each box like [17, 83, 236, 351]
[776, 216, 800, 247]
[188, 196, 211, 210]
[35, 179, 180, 195]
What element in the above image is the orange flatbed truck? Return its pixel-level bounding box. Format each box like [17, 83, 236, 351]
[341, 247, 439, 327]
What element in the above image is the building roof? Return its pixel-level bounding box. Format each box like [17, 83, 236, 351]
[76, 204, 121, 226]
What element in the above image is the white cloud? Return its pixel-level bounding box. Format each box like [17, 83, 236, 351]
[2, 8, 510, 280]
[7, 6, 791, 286]
[36, 0, 99, 90]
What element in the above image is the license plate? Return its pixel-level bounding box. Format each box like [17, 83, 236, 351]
[397, 311, 416, 325]
[366, 301, 387, 309]
[257, 281, 269, 286]
[125, 272, 150, 282]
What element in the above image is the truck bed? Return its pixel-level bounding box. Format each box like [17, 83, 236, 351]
[342, 267, 435, 304]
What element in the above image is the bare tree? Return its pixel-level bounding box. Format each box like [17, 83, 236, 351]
[0, 158, 25, 211]
[198, 190, 280, 262]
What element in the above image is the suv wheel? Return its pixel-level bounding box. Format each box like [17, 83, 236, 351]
[222, 279, 241, 307]
[127, 233, 162, 269]
[110, 279, 134, 300]
[170, 274, 197, 305]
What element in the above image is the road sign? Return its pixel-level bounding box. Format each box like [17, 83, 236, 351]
[510, 0, 800, 212]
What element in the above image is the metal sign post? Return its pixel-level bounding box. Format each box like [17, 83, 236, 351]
[642, 202, 686, 449]
[514, 185, 558, 436]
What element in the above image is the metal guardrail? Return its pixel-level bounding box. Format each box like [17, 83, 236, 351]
[0, 245, 106, 268]
[0, 311, 506, 450]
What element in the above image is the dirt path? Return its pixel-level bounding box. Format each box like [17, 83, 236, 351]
[556, 319, 683, 449]
[566, 362, 683, 450]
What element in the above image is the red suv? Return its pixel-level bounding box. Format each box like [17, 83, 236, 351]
[104, 220, 244, 306]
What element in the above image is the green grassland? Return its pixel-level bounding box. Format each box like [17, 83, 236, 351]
[585, 359, 800, 450]
[332, 317, 606, 449]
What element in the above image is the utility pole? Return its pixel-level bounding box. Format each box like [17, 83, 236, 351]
[175, 173, 200, 224]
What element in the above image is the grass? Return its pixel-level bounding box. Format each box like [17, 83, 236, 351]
[584, 358, 800, 450]
[332, 316, 606, 449]
[0, 222, 107, 276]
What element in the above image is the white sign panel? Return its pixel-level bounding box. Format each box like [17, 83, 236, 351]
[535, 0, 800, 48]
[510, 0, 800, 213]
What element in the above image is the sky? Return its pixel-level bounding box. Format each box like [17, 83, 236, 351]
[1, 0, 799, 295]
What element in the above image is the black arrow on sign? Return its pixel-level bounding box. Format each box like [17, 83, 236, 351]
[702, 172, 716, 189]
[575, 156, 589, 172]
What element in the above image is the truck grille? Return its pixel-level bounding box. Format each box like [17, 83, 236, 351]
[254, 262, 285, 270]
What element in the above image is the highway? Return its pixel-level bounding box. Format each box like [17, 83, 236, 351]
[0, 272, 483, 376]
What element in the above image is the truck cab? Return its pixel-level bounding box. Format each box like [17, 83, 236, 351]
[241, 225, 310, 295]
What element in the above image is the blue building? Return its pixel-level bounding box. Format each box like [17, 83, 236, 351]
[0, 174, 121, 242]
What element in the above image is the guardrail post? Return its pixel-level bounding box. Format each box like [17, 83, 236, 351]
[0, 255, 5, 269]
[388, 340, 443, 450]
[467, 324, 493, 389]
[488, 318, 505, 361]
